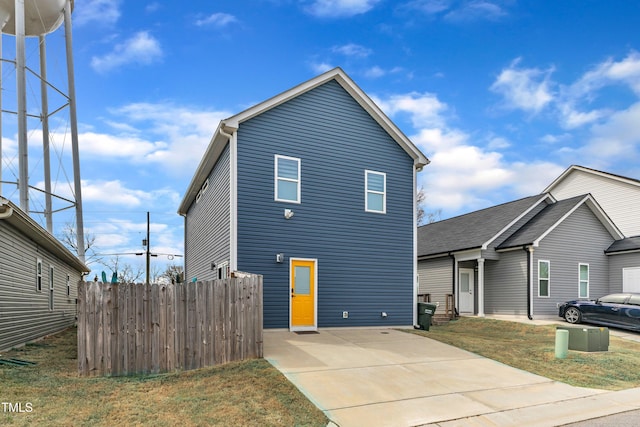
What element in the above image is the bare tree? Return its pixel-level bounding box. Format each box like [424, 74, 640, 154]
[417, 186, 442, 225]
[99, 256, 144, 283]
[58, 222, 102, 266]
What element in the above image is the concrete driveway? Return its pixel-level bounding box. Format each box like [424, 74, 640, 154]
[264, 328, 640, 427]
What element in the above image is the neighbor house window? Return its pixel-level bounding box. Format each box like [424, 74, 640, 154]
[36, 258, 43, 292]
[49, 265, 55, 311]
[218, 261, 229, 280]
[67, 274, 71, 297]
[365, 170, 386, 213]
[538, 260, 550, 297]
[579, 263, 589, 298]
[275, 155, 301, 203]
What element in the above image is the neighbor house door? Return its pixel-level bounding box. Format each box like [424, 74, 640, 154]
[459, 268, 474, 314]
[290, 259, 317, 331]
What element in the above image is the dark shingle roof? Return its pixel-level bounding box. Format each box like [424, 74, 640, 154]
[417, 194, 548, 257]
[606, 236, 640, 254]
[497, 195, 587, 250]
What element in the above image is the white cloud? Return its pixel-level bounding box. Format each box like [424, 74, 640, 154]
[556, 103, 609, 129]
[78, 132, 168, 159]
[374, 92, 449, 128]
[555, 51, 640, 129]
[582, 102, 640, 162]
[195, 12, 238, 27]
[490, 58, 555, 114]
[91, 31, 163, 73]
[376, 90, 551, 215]
[82, 102, 229, 173]
[487, 136, 511, 149]
[404, 0, 452, 15]
[81, 180, 152, 207]
[364, 66, 386, 78]
[309, 61, 334, 74]
[331, 43, 372, 58]
[571, 51, 640, 98]
[74, 0, 121, 27]
[305, 0, 381, 17]
[404, 0, 508, 22]
[444, 1, 507, 22]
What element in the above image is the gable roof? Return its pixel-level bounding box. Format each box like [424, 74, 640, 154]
[606, 236, 640, 255]
[544, 165, 640, 194]
[417, 194, 551, 258]
[178, 67, 429, 215]
[497, 194, 623, 250]
[0, 198, 88, 273]
[418, 193, 624, 258]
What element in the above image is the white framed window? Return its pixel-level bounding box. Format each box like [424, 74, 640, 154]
[195, 178, 210, 204]
[579, 263, 589, 298]
[36, 258, 43, 292]
[538, 260, 550, 297]
[365, 170, 386, 213]
[274, 155, 301, 203]
[49, 265, 55, 311]
[218, 261, 229, 280]
[67, 274, 71, 297]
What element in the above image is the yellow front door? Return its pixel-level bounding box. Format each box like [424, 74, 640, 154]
[290, 259, 316, 329]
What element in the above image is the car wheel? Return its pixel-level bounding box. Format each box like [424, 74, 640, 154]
[564, 307, 582, 324]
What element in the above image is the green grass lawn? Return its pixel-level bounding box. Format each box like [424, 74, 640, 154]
[407, 316, 640, 391]
[0, 327, 328, 426]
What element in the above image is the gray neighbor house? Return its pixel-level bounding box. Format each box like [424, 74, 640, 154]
[418, 165, 640, 319]
[0, 197, 89, 351]
[178, 68, 429, 331]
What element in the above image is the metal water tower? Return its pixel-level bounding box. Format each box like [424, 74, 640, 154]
[0, 0, 85, 261]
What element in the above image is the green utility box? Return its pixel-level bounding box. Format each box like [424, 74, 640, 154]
[556, 325, 609, 352]
[417, 302, 437, 331]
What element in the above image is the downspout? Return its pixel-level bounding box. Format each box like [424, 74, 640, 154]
[219, 125, 237, 272]
[450, 253, 457, 317]
[0, 201, 14, 219]
[524, 245, 533, 320]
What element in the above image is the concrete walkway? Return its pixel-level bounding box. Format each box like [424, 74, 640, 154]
[264, 327, 640, 427]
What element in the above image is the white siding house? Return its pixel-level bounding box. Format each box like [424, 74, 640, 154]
[544, 165, 640, 237]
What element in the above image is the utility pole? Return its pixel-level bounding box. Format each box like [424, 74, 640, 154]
[145, 211, 150, 285]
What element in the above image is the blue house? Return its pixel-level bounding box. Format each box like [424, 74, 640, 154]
[178, 68, 429, 330]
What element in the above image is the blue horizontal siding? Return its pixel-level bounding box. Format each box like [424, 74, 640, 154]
[236, 80, 415, 328]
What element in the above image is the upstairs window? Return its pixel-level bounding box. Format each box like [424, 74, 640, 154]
[275, 155, 301, 203]
[365, 170, 386, 213]
[538, 260, 550, 297]
[579, 263, 589, 298]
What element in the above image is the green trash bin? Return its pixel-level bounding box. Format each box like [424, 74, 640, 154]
[417, 302, 437, 330]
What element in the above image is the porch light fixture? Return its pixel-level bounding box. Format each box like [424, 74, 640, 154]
[276, 253, 284, 263]
[284, 209, 294, 219]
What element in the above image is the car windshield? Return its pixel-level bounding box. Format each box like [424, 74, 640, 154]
[598, 294, 628, 304]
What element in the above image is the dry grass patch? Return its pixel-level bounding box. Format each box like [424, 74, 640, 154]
[0, 327, 327, 426]
[406, 316, 640, 391]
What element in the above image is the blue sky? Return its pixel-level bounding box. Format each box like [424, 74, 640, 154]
[2, 0, 640, 275]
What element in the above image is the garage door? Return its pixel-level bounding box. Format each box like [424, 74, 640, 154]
[623, 267, 640, 293]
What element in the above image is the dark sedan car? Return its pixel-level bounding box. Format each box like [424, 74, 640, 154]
[559, 293, 640, 331]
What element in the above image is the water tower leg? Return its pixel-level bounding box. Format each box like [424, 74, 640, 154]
[63, 0, 85, 263]
[40, 35, 53, 233]
[15, 0, 29, 212]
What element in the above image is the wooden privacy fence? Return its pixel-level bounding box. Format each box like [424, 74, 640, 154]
[77, 274, 263, 376]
